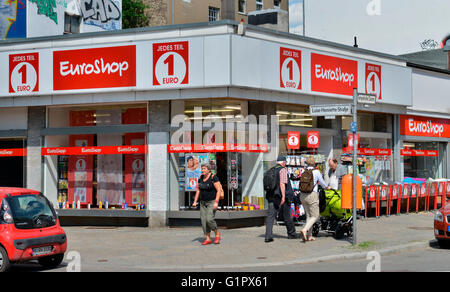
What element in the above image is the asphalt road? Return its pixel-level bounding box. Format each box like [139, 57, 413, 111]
[9, 241, 449, 272]
[206, 243, 450, 272]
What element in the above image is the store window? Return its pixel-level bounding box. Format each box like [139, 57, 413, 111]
[171, 99, 266, 211]
[276, 103, 332, 129]
[342, 112, 391, 133]
[341, 136, 393, 184]
[45, 105, 147, 209]
[403, 141, 447, 179]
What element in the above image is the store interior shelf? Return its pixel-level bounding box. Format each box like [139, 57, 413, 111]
[57, 209, 149, 218]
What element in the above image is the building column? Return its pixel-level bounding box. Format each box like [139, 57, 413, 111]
[147, 101, 170, 227]
[393, 114, 403, 182]
[331, 116, 344, 161]
[27, 106, 46, 191]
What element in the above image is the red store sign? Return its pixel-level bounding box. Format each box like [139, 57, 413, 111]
[400, 115, 450, 138]
[41, 145, 146, 156]
[167, 143, 268, 153]
[53, 45, 136, 91]
[311, 53, 358, 96]
[400, 149, 438, 157]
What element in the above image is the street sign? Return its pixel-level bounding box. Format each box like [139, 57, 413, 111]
[309, 104, 352, 117]
[350, 121, 357, 133]
[357, 93, 376, 104]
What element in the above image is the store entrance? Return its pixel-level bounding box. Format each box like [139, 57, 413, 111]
[215, 152, 242, 209]
[0, 139, 26, 187]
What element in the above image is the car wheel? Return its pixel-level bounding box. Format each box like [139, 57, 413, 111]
[38, 254, 64, 269]
[0, 246, 11, 272]
[437, 239, 450, 249]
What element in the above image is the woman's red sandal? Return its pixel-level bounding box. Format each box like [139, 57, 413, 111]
[202, 239, 212, 245]
[214, 234, 221, 244]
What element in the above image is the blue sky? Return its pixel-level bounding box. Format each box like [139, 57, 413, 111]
[289, 0, 303, 35]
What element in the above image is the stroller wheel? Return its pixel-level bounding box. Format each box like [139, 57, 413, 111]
[312, 222, 320, 237]
[334, 223, 346, 240]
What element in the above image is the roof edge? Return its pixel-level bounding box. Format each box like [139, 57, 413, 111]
[407, 61, 450, 75]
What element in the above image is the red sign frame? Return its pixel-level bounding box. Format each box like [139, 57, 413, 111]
[400, 115, 450, 138]
[53, 45, 136, 91]
[9, 52, 39, 93]
[307, 131, 319, 149]
[153, 41, 189, 86]
[310, 53, 358, 96]
[287, 131, 300, 150]
[280, 47, 302, 90]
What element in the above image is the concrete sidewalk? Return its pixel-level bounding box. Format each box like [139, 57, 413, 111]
[63, 212, 437, 271]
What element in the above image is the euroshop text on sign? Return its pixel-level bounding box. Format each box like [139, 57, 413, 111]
[53, 45, 136, 91]
[400, 115, 450, 138]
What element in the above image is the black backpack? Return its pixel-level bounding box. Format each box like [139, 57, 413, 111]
[263, 166, 279, 194]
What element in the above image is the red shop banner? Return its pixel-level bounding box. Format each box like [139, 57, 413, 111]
[153, 41, 189, 86]
[365, 63, 382, 100]
[280, 47, 302, 90]
[0, 148, 27, 157]
[307, 131, 319, 149]
[400, 149, 438, 157]
[42, 145, 147, 156]
[310, 53, 358, 96]
[53, 45, 136, 91]
[9, 52, 39, 94]
[287, 131, 300, 150]
[167, 143, 268, 153]
[400, 115, 450, 138]
[342, 147, 391, 156]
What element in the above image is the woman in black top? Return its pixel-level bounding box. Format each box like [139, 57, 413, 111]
[192, 163, 223, 245]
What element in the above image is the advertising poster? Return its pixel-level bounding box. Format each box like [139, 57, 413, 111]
[124, 132, 146, 206]
[68, 134, 94, 205]
[97, 134, 123, 205]
[185, 154, 209, 191]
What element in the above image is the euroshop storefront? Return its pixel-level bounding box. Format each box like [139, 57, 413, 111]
[0, 21, 413, 227]
[400, 115, 449, 180]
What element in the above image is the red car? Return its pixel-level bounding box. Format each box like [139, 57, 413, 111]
[0, 188, 67, 272]
[434, 202, 450, 248]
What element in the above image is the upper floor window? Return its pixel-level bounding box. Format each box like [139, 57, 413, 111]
[274, 0, 281, 9]
[209, 7, 220, 22]
[256, 0, 263, 10]
[238, 0, 246, 13]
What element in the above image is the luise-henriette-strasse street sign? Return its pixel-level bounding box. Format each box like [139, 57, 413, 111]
[309, 104, 352, 117]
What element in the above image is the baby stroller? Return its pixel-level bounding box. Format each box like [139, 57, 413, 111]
[312, 188, 353, 239]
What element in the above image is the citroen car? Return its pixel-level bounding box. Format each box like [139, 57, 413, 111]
[0, 188, 67, 272]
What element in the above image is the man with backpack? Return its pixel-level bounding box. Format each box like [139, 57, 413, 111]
[264, 156, 297, 243]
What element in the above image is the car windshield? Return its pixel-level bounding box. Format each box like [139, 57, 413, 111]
[4, 194, 57, 229]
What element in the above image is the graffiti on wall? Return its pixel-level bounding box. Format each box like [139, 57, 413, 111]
[80, 0, 121, 30]
[29, 0, 58, 24]
[0, 0, 26, 39]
